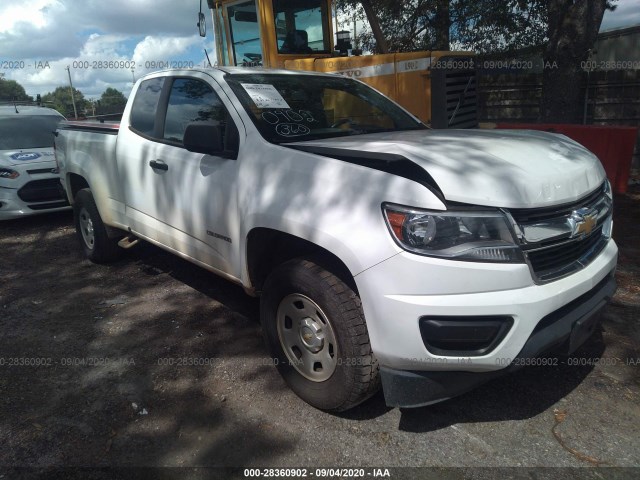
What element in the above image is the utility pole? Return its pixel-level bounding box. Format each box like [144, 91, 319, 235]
[66, 66, 78, 119]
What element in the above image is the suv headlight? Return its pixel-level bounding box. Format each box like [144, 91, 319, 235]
[383, 204, 524, 263]
[0, 168, 20, 179]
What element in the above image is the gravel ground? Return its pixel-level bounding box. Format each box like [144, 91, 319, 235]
[0, 189, 638, 479]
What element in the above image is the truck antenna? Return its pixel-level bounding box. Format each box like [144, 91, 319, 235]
[204, 48, 213, 67]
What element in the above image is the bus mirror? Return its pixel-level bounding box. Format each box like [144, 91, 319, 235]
[198, 12, 206, 37]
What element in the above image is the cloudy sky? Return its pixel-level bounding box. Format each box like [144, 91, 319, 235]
[1, 0, 639, 100]
[0, 0, 209, 99]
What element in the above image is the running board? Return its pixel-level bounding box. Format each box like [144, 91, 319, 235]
[117, 236, 140, 249]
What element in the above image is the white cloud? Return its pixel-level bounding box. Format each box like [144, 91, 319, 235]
[4, 32, 202, 99]
[0, 0, 208, 99]
[132, 35, 201, 67]
[0, 0, 60, 33]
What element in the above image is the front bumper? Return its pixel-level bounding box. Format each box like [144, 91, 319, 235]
[0, 177, 70, 220]
[380, 271, 616, 407]
[354, 238, 618, 407]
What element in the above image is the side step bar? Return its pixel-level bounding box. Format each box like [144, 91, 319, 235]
[117, 235, 140, 249]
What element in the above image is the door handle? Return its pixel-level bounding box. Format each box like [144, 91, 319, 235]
[149, 160, 168, 171]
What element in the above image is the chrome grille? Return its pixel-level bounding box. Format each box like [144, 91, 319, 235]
[510, 184, 605, 224]
[507, 183, 612, 283]
[525, 227, 607, 282]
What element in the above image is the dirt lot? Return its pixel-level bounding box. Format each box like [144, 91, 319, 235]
[0, 187, 639, 479]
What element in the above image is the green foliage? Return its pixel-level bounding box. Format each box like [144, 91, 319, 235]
[336, 1, 572, 54]
[0, 78, 32, 102]
[96, 87, 127, 115]
[337, 0, 618, 54]
[42, 86, 88, 118]
[453, 0, 548, 54]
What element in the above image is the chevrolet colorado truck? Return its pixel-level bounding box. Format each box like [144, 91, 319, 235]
[55, 67, 617, 411]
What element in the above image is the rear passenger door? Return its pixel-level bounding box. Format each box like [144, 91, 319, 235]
[117, 74, 243, 277]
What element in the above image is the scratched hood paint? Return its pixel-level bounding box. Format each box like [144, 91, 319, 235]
[292, 129, 606, 209]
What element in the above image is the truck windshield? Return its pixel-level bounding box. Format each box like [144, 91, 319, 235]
[0, 115, 64, 150]
[226, 73, 425, 144]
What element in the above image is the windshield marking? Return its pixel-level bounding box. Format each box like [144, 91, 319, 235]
[261, 109, 318, 125]
[275, 124, 311, 137]
[240, 83, 290, 109]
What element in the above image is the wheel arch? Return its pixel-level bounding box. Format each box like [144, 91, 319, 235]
[245, 227, 358, 295]
[66, 173, 90, 204]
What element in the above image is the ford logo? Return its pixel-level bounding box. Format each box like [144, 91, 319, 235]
[10, 152, 42, 161]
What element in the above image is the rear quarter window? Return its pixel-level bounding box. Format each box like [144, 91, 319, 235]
[130, 77, 165, 136]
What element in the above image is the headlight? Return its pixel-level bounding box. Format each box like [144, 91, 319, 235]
[0, 168, 20, 179]
[383, 204, 524, 263]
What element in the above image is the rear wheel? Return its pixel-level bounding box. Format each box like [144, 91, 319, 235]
[73, 188, 121, 263]
[261, 258, 380, 411]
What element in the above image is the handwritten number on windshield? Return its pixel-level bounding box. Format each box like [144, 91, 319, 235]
[261, 109, 317, 126]
[276, 124, 311, 137]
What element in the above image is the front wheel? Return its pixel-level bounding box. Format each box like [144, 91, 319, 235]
[73, 188, 122, 263]
[261, 258, 380, 411]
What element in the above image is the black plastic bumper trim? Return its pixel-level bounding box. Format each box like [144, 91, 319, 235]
[418, 316, 513, 356]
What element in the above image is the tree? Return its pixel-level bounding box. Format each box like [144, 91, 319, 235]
[359, 0, 389, 53]
[337, 0, 548, 54]
[453, 0, 548, 53]
[540, 0, 612, 122]
[338, 0, 616, 124]
[42, 86, 88, 118]
[96, 87, 127, 115]
[0, 78, 32, 102]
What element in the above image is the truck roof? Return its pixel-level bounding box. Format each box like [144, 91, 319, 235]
[138, 66, 338, 81]
[217, 66, 334, 76]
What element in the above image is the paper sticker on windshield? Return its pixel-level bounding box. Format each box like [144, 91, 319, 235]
[241, 83, 290, 109]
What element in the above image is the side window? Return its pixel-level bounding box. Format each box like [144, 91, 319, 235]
[163, 78, 227, 145]
[130, 77, 164, 136]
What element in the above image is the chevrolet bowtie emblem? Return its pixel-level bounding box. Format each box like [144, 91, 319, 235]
[569, 208, 597, 238]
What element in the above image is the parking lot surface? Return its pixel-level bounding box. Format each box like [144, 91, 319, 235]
[0, 190, 639, 478]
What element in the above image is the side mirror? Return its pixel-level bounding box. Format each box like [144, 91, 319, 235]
[197, 12, 206, 37]
[184, 123, 223, 155]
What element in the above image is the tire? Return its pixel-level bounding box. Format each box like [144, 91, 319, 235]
[73, 188, 122, 263]
[261, 258, 380, 411]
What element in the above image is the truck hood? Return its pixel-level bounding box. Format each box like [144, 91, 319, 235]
[291, 129, 606, 208]
[0, 148, 56, 167]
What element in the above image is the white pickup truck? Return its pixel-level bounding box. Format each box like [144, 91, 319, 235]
[55, 67, 617, 411]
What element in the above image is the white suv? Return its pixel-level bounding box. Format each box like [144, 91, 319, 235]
[0, 105, 69, 220]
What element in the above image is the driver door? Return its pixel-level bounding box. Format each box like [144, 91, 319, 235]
[117, 75, 242, 276]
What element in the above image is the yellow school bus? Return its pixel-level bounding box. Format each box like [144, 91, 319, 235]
[203, 0, 476, 128]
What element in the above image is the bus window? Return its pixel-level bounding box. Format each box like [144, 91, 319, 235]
[226, 0, 263, 66]
[273, 0, 330, 54]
